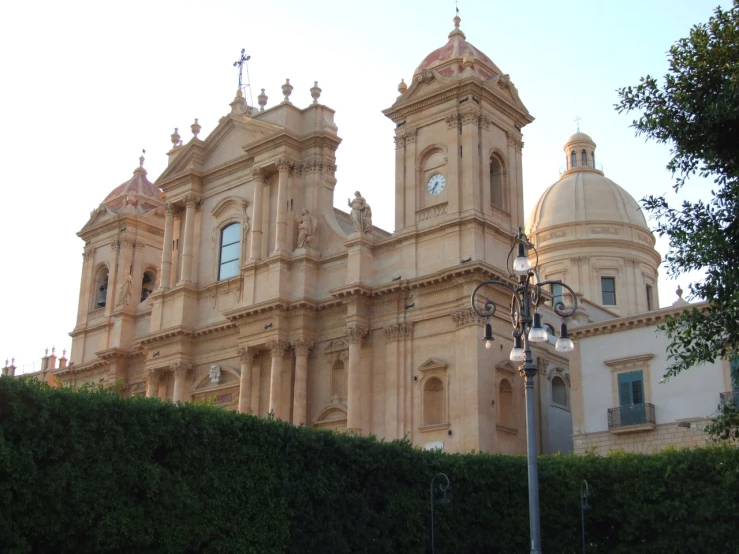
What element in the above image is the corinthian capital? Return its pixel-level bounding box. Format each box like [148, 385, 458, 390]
[276, 158, 292, 172]
[292, 339, 316, 357]
[252, 168, 270, 183]
[170, 361, 192, 376]
[183, 194, 200, 208]
[237, 346, 260, 364]
[346, 324, 367, 344]
[266, 340, 290, 357]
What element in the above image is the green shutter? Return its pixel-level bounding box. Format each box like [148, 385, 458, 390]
[618, 371, 644, 406]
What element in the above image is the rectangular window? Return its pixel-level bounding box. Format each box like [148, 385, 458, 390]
[646, 284, 653, 310]
[601, 277, 616, 305]
[617, 370, 646, 425]
[550, 283, 564, 308]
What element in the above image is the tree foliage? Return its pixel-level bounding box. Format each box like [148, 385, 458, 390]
[616, 3, 739, 383]
[1, 378, 739, 553]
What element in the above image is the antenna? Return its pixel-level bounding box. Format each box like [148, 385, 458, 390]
[233, 48, 254, 107]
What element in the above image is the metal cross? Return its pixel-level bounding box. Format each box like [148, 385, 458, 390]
[574, 115, 582, 132]
[455, 0, 460, 15]
[233, 48, 251, 91]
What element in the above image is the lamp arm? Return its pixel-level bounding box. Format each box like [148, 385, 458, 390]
[536, 279, 579, 318]
[470, 279, 518, 319]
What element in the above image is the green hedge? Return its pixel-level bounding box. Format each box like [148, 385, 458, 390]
[0, 377, 738, 553]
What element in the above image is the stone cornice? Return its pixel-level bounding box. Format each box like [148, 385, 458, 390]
[383, 78, 533, 128]
[243, 130, 341, 158]
[134, 326, 196, 347]
[53, 358, 108, 377]
[570, 303, 707, 339]
[603, 353, 654, 370]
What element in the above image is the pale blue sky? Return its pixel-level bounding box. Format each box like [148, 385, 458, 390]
[0, 0, 729, 372]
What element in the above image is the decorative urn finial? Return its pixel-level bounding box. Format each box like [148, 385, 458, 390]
[258, 88, 268, 111]
[171, 127, 181, 147]
[310, 81, 322, 104]
[398, 78, 407, 94]
[282, 78, 293, 103]
[191, 118, 201, 138]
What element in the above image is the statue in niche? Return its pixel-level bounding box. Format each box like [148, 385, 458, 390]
[296, 209, 317, 249]
[209, 365, 221, 385]
[116, 272, 133, 306]
[348, 191, 372, 233]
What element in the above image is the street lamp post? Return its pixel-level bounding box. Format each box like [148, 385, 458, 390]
[430, 472, 451, 554]
[471, 229, 577, 554]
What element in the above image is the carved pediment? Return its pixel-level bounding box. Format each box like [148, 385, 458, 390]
[418, 358, 448, 373]
[324, 339, 348, 354]
[211, 196, 249, 219]
[495, 360, 519, 375]
[192, 365, 239, 391]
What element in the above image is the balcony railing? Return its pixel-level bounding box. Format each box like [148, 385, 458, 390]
[608, 403, 656, 430]
[720, 391, 737, 406]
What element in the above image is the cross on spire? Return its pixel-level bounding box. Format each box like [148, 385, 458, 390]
[574, 115, 582, 132]
[233, 49, 251, 91]
[455, 0, 460, 15]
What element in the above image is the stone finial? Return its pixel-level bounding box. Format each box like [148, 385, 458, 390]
[51, 346, 55, 355]
[676, 285, 683, 299]
[191, 118, 201, 138]
[310, 81, 322, 104]
[45, 348, 48, 357]
[398, 79, 407, 94]
[139, 154, 145, 168]
[62, 349, 67, 357]
[282, 79, 293, 103]
[230, 89, 247, 115]
[462, 52, 473, 69]
[171, 127, 181, 147]
[258, 88, 268, 111]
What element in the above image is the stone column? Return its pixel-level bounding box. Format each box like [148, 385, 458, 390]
[292, 339, 315, 426]
[273, 159, 290, 253]
[346, 325, 366, 433]
[266, 340, 289, 419]
[160, 204, 176, 290]
[76, 247, 95, 325]
[146, 369, 160, 398]
[171, 362, 192, 403]
[237, 346, 259, 414]
[250, 169, 267, 260]
[180, 195, 198, 284]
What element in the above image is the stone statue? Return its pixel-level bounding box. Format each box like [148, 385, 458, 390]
[116, 272, 133, 306]
[348, 191, 372, 234]
[209, 365, 221, 385]
[296, 209, 317, 249]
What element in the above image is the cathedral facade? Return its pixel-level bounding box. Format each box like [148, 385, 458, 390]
[36, 16, 692, 456]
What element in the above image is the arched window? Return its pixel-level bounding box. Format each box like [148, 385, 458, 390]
[94, 266, 109, 308]
[581, 149, 587, 166]
[489, 156, 504, 208]
[570, 150, 577, 168]
[499, 379, 513, 426]
[218, 223, 241, 280]
[423, 377, 444, 425]
[552, 375, 568, 407]
[141, 270, 156, 302]
[331, 359, 346, 398]
[591, 151, 596, 166]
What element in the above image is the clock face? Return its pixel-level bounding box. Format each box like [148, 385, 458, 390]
[427, 173, 446, 195]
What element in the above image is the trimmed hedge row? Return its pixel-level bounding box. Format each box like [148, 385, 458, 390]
[0, 377, 738, 553]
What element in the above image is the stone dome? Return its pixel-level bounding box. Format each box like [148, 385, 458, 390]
[526, 134, 650, 235]
[102, 156, 162, 215]
[414, 16, 502, 80]
[526, 172, 650, 235]
[525, 133, 661, 317]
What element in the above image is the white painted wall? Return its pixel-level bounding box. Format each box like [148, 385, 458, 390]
[579, 324, 726, 434]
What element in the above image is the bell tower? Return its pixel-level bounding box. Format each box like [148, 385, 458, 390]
[383, 16, 533, 239]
